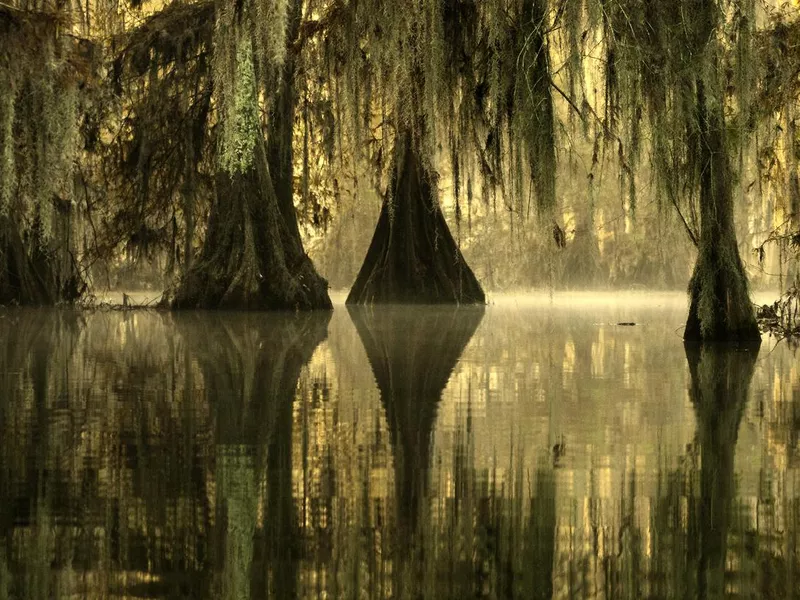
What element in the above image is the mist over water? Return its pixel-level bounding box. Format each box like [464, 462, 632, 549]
[0, 295, 797, 598]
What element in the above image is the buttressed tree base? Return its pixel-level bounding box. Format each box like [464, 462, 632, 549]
[347, 135, 485, 305]
[172, 137, 332, 311]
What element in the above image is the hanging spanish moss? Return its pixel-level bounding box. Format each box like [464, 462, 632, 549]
[0, 77, 15, 213]
[0, 4, 85, 305]
[255, 0, 289, 69]
[321, 0, 566, 303]
[584, 0, 761, 342]
[754, 10, 800, 290]
[215, 28, 261, 175]
[213, 0, 288, 175]
[111, 0, 331, 310]
[506, 0, 557, 215]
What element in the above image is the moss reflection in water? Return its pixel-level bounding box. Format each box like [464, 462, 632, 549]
[0, 301, 799, 598]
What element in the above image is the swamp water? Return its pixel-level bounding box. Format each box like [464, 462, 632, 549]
[0, 293, 797, 599]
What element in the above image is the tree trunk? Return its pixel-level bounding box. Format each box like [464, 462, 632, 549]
[174, 0, 329, 311]
[347, 305, 483, 539]
[0, 209, 83, 306]
[684, 79, 760, 342]
[561, 215, 603, 288]
[347, 133, 485, 304]
[172, 134, 331, 310]
[266, 0, 303, 244]
[784, 106, 800, 285]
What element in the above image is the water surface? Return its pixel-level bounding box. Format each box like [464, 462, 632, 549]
[0, 294, 797, 599]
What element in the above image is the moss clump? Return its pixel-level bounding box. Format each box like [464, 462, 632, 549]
[0, 5, 85, 304]
[216, 33, 261, 175]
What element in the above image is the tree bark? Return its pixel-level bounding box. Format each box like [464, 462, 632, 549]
[684, 79, 760, 342]
[266, 0, 303, 244]
[172, 134, 331, 310]
[347, 133, 485, 304]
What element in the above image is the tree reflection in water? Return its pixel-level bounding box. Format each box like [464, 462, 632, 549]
[0, 309, 330, 599]
[598, 342, 760, 599]
[176, 312, 330, 600]
[685, 343, 759, 598]
[347, 305, 485, 540]
[1, 305, 800, 599]
[347, 305, 556, 599]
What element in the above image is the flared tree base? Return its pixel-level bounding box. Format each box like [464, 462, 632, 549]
[684, 241, 761, 343]
[174, 253, 331, 311]
[347, 136, 484, 305]
[172, 140, 332, 311]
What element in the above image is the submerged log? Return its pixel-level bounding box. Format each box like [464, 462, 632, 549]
[348, 304, 484, 538]
[347, 134, 485, 305]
